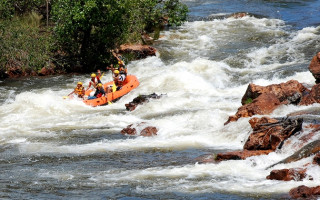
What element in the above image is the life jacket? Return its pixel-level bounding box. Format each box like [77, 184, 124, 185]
[96, 92, 103, 98]
[74, 86, 84, 96]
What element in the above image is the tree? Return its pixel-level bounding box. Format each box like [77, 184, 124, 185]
[52, 0, 188, 72]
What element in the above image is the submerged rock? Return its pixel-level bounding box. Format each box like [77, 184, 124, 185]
[121, 122, 158, 137]
[215, 150, 272, 161]
[125, 93, 164, 111]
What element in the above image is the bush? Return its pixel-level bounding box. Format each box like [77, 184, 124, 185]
[0, 12, 52, 76]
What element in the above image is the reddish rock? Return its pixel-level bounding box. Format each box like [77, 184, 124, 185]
[313, 153, 320, 165]
[39, 67, 54, 76]
[125, 93, 164, 111]
[289, 185, 320, 199]
[6, 66, 24, 77]
[241, 80, 309, 105]
[194, 154, 217, 164]
[224, 93, 281, 125]
[215, 150, 272, 161]
[228, 12, 249, 19]
[120, 124, 137, 135]
[140, 126, 158, 137]
[266, 168, 307, 181]
[244, 117, 303, 150]
[119, 44, 157, 59]
[300, 84, 320, 105]
[121, 122, 158, 137]
[308, 52, 320, 84]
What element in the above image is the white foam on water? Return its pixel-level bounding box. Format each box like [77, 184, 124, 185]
[2, 15, 320, 197]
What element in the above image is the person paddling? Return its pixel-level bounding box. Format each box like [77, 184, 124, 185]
[111, 50, 127, 78]
[87, 83, 106, 100]
[68, 82, 85, 98]
[86, 72, 102, 91]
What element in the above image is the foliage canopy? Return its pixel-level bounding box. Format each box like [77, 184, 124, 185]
[52, 0, 188, 71]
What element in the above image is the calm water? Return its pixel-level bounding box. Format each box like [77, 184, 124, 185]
[1, 1, 320, 199]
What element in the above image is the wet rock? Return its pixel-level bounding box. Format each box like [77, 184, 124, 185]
[266, 168, 308, 181]
[308, 52, 320, 84]
[244, 117, 303, 151]
[125, 93, 164, 111]
[215, 150, 272, 161]
[194, 154, 218, 164]
[289, 185, 320, 199]
[140, 126, 158, 137]
[121, 122, 158, 137]
[241, 80, 309, 105]
[224, 93, 281, 125]
[228, 12, 249, 19]
[118, 44, 157, 59]
[300, 84, 320, 105]
[313, 153, 320, 165]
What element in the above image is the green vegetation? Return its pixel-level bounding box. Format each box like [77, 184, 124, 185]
[0, 12, 52, 77]
[0, 0, 188, 77]
[244, 98, 253, 104]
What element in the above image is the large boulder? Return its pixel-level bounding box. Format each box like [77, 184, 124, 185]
[308, 52, 320, 84]
[244, 117, 303, 150]
[241, 80, 309, 105]
[224, 93, 281, 125]
[289, 185, 320, 199]
[266, 168, 308, 181]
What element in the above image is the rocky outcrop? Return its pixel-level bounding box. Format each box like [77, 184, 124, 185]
[289, 185, 320, 199]
[241, 80, 309, 105]
[266, 168, 308, 181]
[244, 117, 303, 151]
[308, 52, 320, 84]
[119, 44, 157, 59]
[216, 150, 272, 161]
[121, 122, 158, 137]
[125, 93, 164, 111]
[224, 93, 281, 125]
[225, 80, 309, 125]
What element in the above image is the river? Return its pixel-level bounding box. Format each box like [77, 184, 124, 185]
[1, 0, 320, 199]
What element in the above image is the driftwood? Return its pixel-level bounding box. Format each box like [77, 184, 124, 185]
[266, 140, 320, 169]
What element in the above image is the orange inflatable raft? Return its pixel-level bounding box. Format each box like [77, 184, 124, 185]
[83, 75, 139, 107]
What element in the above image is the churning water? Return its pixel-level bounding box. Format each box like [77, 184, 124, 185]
[1, 0, 320, 199]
